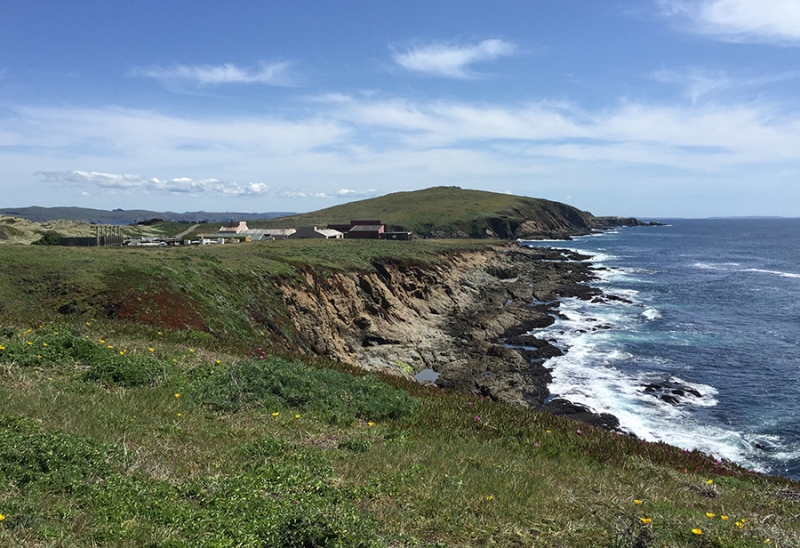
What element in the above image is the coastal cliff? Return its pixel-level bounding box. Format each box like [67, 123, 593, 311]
[276, 243, 619, 427]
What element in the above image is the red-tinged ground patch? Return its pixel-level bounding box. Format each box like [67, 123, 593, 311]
[107, 284, 209, 332]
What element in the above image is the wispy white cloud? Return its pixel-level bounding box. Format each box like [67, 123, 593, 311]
[658, 0, 800, 43]
[652, 67, 800, 103]
[391, 39, 516, 78]
[38, 171, 272, 196]
[320, 93, 800, 167]
[335, 188, 379, 198]
[5, 92, 800, 213]
[36, 170, 378, 200]
[131, 61, 293, 85]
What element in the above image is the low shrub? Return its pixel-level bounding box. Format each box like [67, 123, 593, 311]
[0, 419, 382, 545]
[195, 357, 416, 424]
[0, 416, 113, 493]
[0, 328, 108, 367]
[0, 327, 171, 387]
[82, 354, 167, 387]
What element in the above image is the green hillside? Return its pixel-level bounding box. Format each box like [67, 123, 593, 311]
[252, 186, 597, 239]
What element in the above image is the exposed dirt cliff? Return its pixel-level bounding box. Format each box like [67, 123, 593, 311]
[276, 244, 616, 418]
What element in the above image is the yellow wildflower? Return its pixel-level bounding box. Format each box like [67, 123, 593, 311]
[27, 341, 32, 345]
[100, 339, 104, 343]
[174, 393, 180, 399]
[189, 349, 194, 353]
[639, 517, 652, 525]
[42, 343, 47, 347]
[0, 513, 4, 521]
[215, 360, 221, 364]
[148, 348, 154, 352]
[546, 430, 551, 434]
[706, 512, 715, 518]
[736, 521, 744, 529]
[485, 495, 494, 501]
[119, 351, 124, 355]
[272, 412, 280, 417]
[0, 345, 5, 351]
[107, 345, 113, 349]
[158, 332, 162, 335]
[692, 528, 703, 535]
[765, 539, 771, 544]
[368, 422, 375, 427]
[295, 414, 300, 419]
[37, 355, 41, 359]
[633, 499, 642, 505]
[706, 479, 713, 485]
[177, 413, 182, 417]
[720, 515, 729, 521]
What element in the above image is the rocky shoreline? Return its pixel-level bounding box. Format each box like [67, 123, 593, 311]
[278, 242, 627, 431]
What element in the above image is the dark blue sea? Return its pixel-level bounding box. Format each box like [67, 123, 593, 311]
[522, 218, 800, 480]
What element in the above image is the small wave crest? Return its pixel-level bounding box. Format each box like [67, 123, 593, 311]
[745, 268, 800, 279]
[642, 308, 661, 321]
[691, 263, 800, 279]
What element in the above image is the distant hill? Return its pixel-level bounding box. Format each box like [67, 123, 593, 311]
[0, 206, 294, 225]
[250, 186, 650, 239]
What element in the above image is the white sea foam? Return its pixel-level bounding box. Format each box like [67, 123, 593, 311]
[691, 262, 800, 279]
[744, 268, 800, 279]
[692, 262, 741, 270]
[533, 295, 771, 472]
[642, 308, 661, 321]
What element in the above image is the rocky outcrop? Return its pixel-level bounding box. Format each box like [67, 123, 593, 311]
[591, 216, 665, 229]
[276, 244, 610, 421]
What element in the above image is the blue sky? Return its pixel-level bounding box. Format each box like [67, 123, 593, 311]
[2, 0, 800, 217]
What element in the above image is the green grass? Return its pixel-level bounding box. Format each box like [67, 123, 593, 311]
[0, 242, 799, 546]
[0, 322, 798, 546]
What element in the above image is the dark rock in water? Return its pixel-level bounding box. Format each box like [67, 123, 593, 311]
[556, 282, 601, 300]
[502, 314, 556, 337]
[642, 379, 702, 405]
[541, 398, 621, 431]
[502, 335, 563, 359]
[605, 294, 634, 304]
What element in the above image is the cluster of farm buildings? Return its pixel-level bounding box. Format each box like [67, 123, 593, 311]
[126, 220, 412, 247]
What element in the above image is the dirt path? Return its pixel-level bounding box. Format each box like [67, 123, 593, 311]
[173, 224, 200, 239]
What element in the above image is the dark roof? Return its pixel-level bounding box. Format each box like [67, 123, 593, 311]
[349, 224, 384, 232]
[350, 220, 381, 225]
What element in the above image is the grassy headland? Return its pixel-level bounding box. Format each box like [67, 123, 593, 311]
[249, 186, 604, 239]
[0, 240, 798, 547]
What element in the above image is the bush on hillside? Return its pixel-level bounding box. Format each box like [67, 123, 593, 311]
[196, 357, 416, 424]
[31, 230, 63, 245]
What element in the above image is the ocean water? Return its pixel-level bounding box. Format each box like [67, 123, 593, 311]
[521, 218, 800, 480]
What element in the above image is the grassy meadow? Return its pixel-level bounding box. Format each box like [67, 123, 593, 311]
[0, 241, 799, 547]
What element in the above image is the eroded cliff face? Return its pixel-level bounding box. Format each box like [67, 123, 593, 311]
[276, 244, 601, 409]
